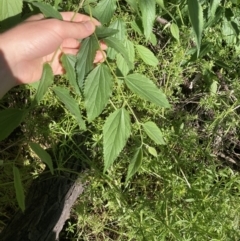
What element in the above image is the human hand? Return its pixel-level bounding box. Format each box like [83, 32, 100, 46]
[0, 12, 106, 97]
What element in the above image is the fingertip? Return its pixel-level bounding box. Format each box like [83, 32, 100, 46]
[83, 21, 96, 33]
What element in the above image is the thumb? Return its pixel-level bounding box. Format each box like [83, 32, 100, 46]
[58, 20, 96, 40]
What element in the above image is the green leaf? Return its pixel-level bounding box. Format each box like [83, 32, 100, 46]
[170, 23, 180, 42]
[143, 121, 166, 145]
[32, 63, 54, 106]
[29, 1, 62, 20]
[29, 143, 54, 175]
[186, 43, 213, 64]
[61, 54, 81, 96]
[53, 87, 86, 130]
[214, 60, 231, 70]
[125, 40, 135, 62]
[0, 0, 22, 21]
[103, 108, 131, 171]
[210, 80, 218, 95]
[222, 18, 236, 44]
[54, 0, 62, 8]
[95, 26, 119, 39]
[104, 37, 133, 69]
[187, 0, 204, 55]
[125, 0, 139, 13]
[139, 0, 156, 39]
[116, 39, 135, 76]
[126, 147, 143, 182]
[156, 0, 165, 8]
[131, 20, 143, 35]
[0, 109, 27, 141]
[92, 0, 117, 24]
[76, 36, 99, 90]
[116, 54, 129, 77]
[148, 146, 158, 157]
[209, 0, 221, 18]
[108, 19, 126, 41]
[107, 19, 126, 59]
[230, 0, 240, 3]
[84, 64, 113, 122]
[13, 166, 25, 212]
[150, 33, 157, 45]
[135, 45, 158, 67]
[125, 74, 170, 108]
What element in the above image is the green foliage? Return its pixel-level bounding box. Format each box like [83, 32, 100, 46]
[104, 37, 133, 68]
[27, 1, 63, 20]
[1, 1, 240, 240]
[29, 142, 54, 174]
[84, 64, 113, 122]
[13, 166, 25, 212]
[103, 108, 131, 172]
[53, 86, 86, 130]
[135, 44, 159, 66]
[143, 121, 166, 145]
[61, 54, 81, 95]
[0, 0, 22, 25]
[170, 23, 180, 42]
[32, 63, 54, 106]
[126, 147, 143, 181]
[125, 74, 170, 108]
[187, 0, 204, 55]
[91, 0, 117, 24]
[76, 36, 99, 89]
[95, 26, 119, 39]
[0, 109, 27, 141]
[139, 0, 156, 39]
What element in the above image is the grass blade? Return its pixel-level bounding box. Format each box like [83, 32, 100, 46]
[13, 166, 25, 212]
[187, 0, 204, 56]
[29, 142, 54, 175]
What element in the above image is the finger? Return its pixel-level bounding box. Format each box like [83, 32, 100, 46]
[61, 48, 79, 55]
[60, 12, 100, 26]
[61, 38, 80, 48]
[100, 42, 108, 51]
[55, 20, 96, 40]
[24, 13, 44, 22]
[94, 50, 106, 63]
[24, 12, 100, 27]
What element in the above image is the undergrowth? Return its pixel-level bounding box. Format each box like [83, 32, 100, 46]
[1, 0, 240, 240]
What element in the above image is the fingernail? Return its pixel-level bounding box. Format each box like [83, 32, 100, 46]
[83, 21, 95, 31]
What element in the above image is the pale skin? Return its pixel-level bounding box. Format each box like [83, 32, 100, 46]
[0, 12, 107, 98]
